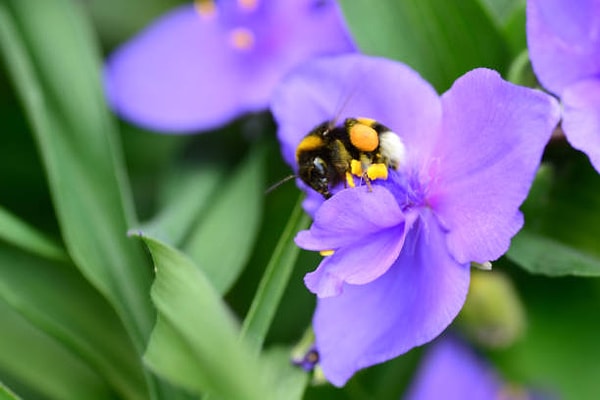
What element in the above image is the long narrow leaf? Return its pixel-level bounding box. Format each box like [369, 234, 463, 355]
[0, 0, 153, 348]
[136, 164, 225, 247]
[241, 197, 310, 351]
[0, 383, 20, 400]
[0, 300, 112, 400]
[0, 242, 148, 400]
[183, 146, 266, 294]
[140, 235, 267, 399]
[508, 159, 600, 276]
[0, 205, 67, 262]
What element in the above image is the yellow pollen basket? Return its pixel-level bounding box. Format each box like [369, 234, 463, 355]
[367, 163, 388, 180]
[229, 27, 255, 50]
[349, 123, 379, 152]
[194, 0, 217, 18]
[320, 250, 335, 256]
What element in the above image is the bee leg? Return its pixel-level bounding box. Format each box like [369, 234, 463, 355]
[365, 177, 373, 192]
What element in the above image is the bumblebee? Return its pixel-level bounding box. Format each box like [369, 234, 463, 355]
[296, 117, 406, 198]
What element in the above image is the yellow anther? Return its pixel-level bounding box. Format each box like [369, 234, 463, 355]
[320, 250, 335, 256]
[366, 163, 388, 181]
[238, 0, 259, 11]
[345, 172, 356, 188]
[194, 0, 217, 19]
[350, 159, 363, 176]
[229, 27, 255, 51]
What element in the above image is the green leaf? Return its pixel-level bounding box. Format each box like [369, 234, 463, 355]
[0, 300, 112, 400]
[0, 382, 21, 400]
[508, 158, 600, 276]
[0, 205, 67, 262]
[508, 231, 600, 276]
[140, 235, 268, 399]
[241, 197, 310, 351]
[477, 0, 524, 25]
[183, 146, 266, 294]
[261, 347, 308, 400]
[491, 271, 600, 399]
[0, 242, 148, 400]
[136, 163, 225, 247]
[0, 0, 153, 347]
[338, 0, 509, 92]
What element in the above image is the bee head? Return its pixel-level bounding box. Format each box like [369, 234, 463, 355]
[298, 154, 332, 198]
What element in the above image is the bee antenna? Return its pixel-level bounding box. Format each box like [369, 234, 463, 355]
[265, 174, 297, 195]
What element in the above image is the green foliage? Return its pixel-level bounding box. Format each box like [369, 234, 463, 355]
[0, 0, 599, 399]
[508, 158, 600, 276]
[338, 0, 509, 92]
[0, 0, 153, 350]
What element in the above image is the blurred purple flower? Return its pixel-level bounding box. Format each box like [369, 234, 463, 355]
[104, 0, 354, 133]
[271, 54, 560, 386]
[405, 337, 503, 400]
[527, 0, 600, 171]
[405, 337, 558, 400]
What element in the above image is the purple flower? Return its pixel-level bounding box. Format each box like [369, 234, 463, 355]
[271, 54, 560, 386]
[104, 0, 354, 133]
[405, 337, 558, 400]
[404, 337, 504, 400]
[527, 0, 600, 171]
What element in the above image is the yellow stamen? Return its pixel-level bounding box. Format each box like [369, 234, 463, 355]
[238, 0, 259, 11]
[194, 0, 217, 19]
[350, 159, 363, 177]
[320, 250, 335, 256]
[366, 163, 388, 181]
[229, 27, 255, 51]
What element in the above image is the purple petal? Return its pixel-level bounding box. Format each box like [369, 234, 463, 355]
[562, 79, 600, 173]
[404, 337, 503, 400]
[105, 1, 354, 133]
[313, 210, 470, 386]
[241, 0, 355, 108]
[105, 5, 245, 132]
[296, 186, 408, 297]
[527, 0, 600, 95]
[304, 224, 408, 297]
[295, 186, 404, 251]
[430, 69, 560, 264]
[271, 54, 442, 168]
